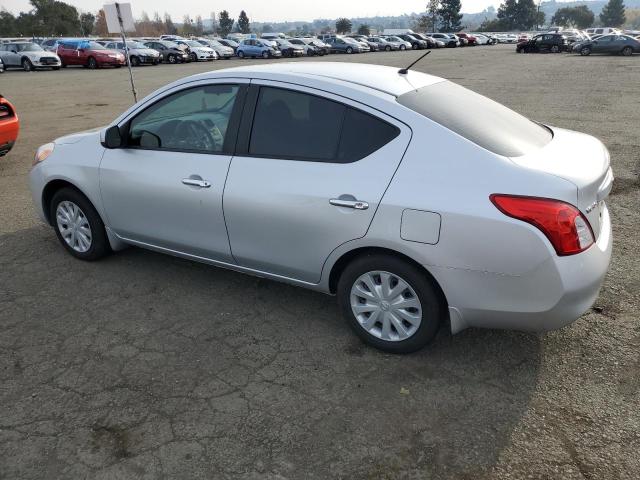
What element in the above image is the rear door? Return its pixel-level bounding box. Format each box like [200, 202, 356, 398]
[223, 82, 411, 283]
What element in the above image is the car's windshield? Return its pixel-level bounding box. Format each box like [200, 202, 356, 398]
[398, 81, 553, 157]
[185, 40, 202, 47]
[386, 37, 402, 42]
[12, 43, 43, 52]
[277, 40, 292, 47]
[207, 39, 223, 47]
[161, 41, 179, 48]
[87, 42, 107, 50]
[126, 41, 145, 49]
[344, 38, 359, 44]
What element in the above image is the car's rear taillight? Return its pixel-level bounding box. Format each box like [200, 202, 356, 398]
[490, 194, 594, 256]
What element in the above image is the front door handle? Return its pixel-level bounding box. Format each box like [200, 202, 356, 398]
[329, 198, 369, 210]
[182, 178, 211, 188]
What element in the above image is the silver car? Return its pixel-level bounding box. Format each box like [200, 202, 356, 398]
[104, 41, 161, 66]
[383, 36, 411, 50]
[29, 63, 613, 353]
[0, 41, 61, 70]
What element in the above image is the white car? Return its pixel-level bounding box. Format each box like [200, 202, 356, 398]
[29, 63, 612, 353]
[289, 38, 325, 56]
[104, 41, 161, 66]
[175, 40, 217, 61]
[0, 41, 61, 70]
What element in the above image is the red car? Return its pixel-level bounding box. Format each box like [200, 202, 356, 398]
[0, 95, 19, 157]
[56, 40, 125, 69]
[456, 33, 478, 46]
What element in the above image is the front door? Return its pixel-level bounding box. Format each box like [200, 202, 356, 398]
[100, 82, 246, 262]
[223, 83, 411, 283]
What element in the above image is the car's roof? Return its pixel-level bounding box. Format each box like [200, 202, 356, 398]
[197, 62, 444, 97]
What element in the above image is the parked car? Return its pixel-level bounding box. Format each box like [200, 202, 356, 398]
[456, 33, 478, 46]
[104, 40, 161, 66]
[471, 33, 495, 45]
[0, 41, 61, 71]
[367, 36, 400, 51]
[0, 95, 19, 157]
[585, 27, 621, 36]
[326, 37, 365, 54]
[195, 38, 234, 59]
[143, 40, 190, 63]
[0, 57, 4, 73]
[516, 34, 567, 53]
[272, 39, 305, 57]
[348, 35, 379, 51]
[427, 33, 458, 47]
[288, 38, 324, 56]
[450, 34, 467, 46]
[411, 33, 438, 48]
[397, 34, 427, 49]
[236, 39, 282, 59]
[29, 63, 613, 353]
[40, 38, 64, 52]
[215, 38, 240, 53]
[56, 40, 125, 69]
[575, 34, 640, 56]
[174, 40, 216, 61]
[383, 36, 411, 50]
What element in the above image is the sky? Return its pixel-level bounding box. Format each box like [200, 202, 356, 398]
[1, 0, 502, 23]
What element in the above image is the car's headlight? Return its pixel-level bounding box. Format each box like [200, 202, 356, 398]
[34, 143, 55, 166]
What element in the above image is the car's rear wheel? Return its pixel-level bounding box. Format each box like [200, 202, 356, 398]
[337, 254, 444, 353]
[346, 47, 353, 54]
[22, 58, 34, 71]
[50, 188, 111, 261]
[87, 56, 98, 69]
[580, 46, 591, 56]
[621, 46, 633, 56]
[550, 45, 560, 53]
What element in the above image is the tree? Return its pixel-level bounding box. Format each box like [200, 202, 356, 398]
[79, 12, 95, 36]
[599, 0, 626, 27]
[357, 24, 370, 35]
[551, 6, 594, 29]
[94, 8, 108, 36]
[218, 10, 234, 37]
[496, 0, 538, 30]
[261, 23, 274, 33]
[237, 10, 251, 33]
[210, 12, 217, 34]
[181, 15, 194, 35]
[0, 10, 18, 37]
[438, 0, 462, 32]
[335, 17, 352, 34]
[195, 15, 204, 35]
[427, 0, 440, 32]
[164, 13, 177, 35]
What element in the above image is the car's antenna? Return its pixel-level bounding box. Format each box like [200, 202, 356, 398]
[398, 51, 431, 75]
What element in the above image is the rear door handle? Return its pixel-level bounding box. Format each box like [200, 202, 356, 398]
[330, 198, 369, 210]
[182, 178, 211, 188]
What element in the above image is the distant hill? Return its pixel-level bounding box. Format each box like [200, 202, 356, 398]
[196, 1, 640, 33]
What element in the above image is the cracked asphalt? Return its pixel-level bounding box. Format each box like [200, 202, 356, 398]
[1, 45, 639, 479]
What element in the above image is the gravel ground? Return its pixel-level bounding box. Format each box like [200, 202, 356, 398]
[0, 45, 639, 479]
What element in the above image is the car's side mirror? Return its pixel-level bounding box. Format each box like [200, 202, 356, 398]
[102, 125, 123, 149]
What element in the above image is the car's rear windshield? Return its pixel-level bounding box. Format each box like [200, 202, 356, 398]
[397, 81, 552, 157]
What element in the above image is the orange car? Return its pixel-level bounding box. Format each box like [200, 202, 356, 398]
[0, 95, 19, 157]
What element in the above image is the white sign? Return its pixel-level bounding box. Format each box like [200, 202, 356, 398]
[104, 3, 136, 34]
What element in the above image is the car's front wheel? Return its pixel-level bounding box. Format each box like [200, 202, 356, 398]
[50, 188, 111, 261]
[580, 46, 591, 56]
[238, 50, 245, 59]
[87, 56, 98, 69]
[22, 58, 34, 71]
[337, 254, 444, 353]
[399, 45, 406, 51]
[346, 47, 353, 54]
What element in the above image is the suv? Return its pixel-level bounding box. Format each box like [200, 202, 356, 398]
[56, 40, 125, 68]
[236, 39, 282, 59]
[517, 33, 567, 53]
[0, 41, 61, 71]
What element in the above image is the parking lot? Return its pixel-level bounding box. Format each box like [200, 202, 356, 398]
[1, 44, 639, 479]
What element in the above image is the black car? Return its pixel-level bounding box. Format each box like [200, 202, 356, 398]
[143, 40, 190, 63]
[516, 34, 567, 53]
[397, 34, 427, 50]
[273, 39, 305, 57]
[575, 34, 640, 56]
[409, 33, 436, 48]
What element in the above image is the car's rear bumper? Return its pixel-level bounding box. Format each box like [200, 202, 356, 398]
[434, 204, 613, 334]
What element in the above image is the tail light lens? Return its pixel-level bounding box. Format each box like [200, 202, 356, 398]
[490, 194, 594, 256]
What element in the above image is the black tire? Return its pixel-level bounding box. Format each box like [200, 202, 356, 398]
[130, 56, 140, 66]
[22, 58, 34, 71]
[385, 45, 391, 51]
[346, 47, 353, 54]
[337, 254, 445, 354]
[622, 46, 633, 56]
[87, 56, 98, 69]
[400, 44, 406, 51]
[262, 50, 269, 59]
[49, 188, 111, 261]
[238, 50, 245, 59]
[190, 52, 197, 62]
[168, 54, 177, 64]
[52, 66, 60, 71]
[550, 45, 560, 53]
[580, 47, 591, 56]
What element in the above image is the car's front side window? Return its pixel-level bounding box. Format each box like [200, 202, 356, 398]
[128, 84, 240, 154]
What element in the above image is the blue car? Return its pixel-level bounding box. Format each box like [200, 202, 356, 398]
[236, 39, 282, 59]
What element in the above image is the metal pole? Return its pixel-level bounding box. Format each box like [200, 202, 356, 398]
[116, 2, 137, 103]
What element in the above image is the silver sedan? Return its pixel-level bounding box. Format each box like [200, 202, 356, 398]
[30, 63, 613, 353]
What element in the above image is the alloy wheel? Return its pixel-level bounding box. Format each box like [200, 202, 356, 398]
[350, 271, 422, 342]
[56, 201, 92, 253]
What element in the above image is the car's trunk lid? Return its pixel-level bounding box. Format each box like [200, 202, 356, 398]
[510, 126, 613, 239]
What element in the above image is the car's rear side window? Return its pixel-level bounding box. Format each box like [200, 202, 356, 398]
[397, 81, 552, 157]
[249, 86, 399, 163]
